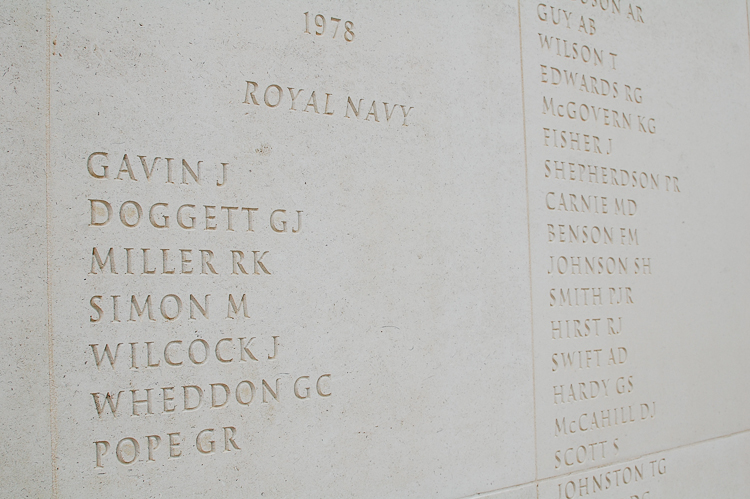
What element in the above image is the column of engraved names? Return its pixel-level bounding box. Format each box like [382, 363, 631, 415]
[83, 11, 415, 468]
[531, 0, 681, 479]
[84, 152, 332, 469]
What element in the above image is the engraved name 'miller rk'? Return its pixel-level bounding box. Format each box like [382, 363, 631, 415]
[243, 80, 415, 126]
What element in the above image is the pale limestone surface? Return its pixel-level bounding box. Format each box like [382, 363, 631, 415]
[522, 0, 750, 482]
[1, 1, 749, 498]
[0, 2, 53, 497]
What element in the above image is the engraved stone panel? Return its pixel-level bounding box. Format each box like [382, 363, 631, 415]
[520, 0, 750, 482]
[44, 2, 534, 497]
[2, 1, 750, 498]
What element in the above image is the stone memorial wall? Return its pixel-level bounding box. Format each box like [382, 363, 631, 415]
[2, 1, 749, 497]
